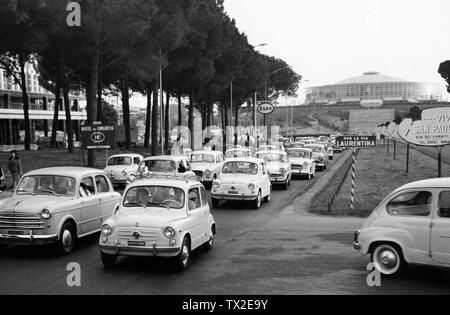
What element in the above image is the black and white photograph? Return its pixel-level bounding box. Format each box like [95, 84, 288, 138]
[0, 0, 450, 300]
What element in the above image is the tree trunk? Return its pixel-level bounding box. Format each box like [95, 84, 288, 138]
[234, 101, 239, 129]
[61, 52, 74, 154]
[164, 91, 170, 152]
[188, 91, 194, 150]
[86, 48, 100, 167]
[206, 101, 211, 127]
[151, 80, 159, 155]
[121, 74, 131, 150]
[177, 94, 182, 126]
[96, 62, 103, 122]
[50, 49, 62, 149]
[144, 86, 152, 148]
[19, 54, 31, 151]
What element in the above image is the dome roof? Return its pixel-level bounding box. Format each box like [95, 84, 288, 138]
[337, 72, 410, 85]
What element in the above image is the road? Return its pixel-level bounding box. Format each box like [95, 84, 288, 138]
[1, 152, 450, 295]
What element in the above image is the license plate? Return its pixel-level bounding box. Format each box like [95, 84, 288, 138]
[228, 191, 239, 195]
[8, 231, 24, 236]
[128, 241, 145, 247]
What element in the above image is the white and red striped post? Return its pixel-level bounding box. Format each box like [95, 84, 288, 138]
[350, 148, 357, 211]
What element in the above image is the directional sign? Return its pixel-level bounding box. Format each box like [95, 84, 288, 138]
[257, 103, 274, 115]
[336, 136, 377, 148]
[81, 124, 115, 150]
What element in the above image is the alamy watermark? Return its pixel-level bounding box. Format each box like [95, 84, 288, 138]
[67, 2, 81, 27]
[66, 262, 81, 287]
[366, 262, 381, 287]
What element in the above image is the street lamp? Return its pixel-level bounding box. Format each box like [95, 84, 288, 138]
[264, 66, 291, 101]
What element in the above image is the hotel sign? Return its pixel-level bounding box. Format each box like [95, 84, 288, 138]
[81, 124, 115, 150]
[336, 136, 377, 148]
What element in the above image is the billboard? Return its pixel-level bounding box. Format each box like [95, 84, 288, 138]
[81, 124, 116, 150]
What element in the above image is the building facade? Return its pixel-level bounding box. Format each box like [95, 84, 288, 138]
[0, 63, 86, 145]
[305, 72, 442, 106]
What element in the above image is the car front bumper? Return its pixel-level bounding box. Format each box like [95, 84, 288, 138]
[0, 232, 58, 245]
[269, 176, 288, 184]
[99, 242, 181, 257]
[211, 193, 258, 201]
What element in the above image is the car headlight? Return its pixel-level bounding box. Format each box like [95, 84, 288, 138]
[213, 181, 220, 189]
[121, 170, 128, 176]
[101, 224, 113, 236]
[164, 227, 176, 239]
[280, 168, 286, 174]
[41, 208, 52, 219]
[248, 183, 255, 191]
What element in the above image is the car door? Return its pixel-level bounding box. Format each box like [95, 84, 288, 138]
[79, 176, 102, 235]
[187, 187, 208, 249]
[430, 189, 450, 265]
[94, 174, 118, 224]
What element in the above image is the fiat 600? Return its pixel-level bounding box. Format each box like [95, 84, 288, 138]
[286, 148, 316, 180]
[255, 150, 291, 190]
[99, 177, 216, 271]
[304, 144, 329, 171]
[354, 178, 450, 277]
[0, 167, 121, 255]
[104, 153, 143, 187]
[211, 158, 271, 209]
[190, 151, 224, 186]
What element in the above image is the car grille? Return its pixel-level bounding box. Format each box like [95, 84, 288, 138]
[0, 213, 46, 230]
[116, 227, 161, 242]
[221, 183, 248, 191]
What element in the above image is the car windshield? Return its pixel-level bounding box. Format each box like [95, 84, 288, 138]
[225, 150, 248, 158]
[107, 156, 132, 166]
[307, 147, 322, 153]
[140, 160, 177, 173]
[222, 162, 258, 175]
[123, 186, 185, 209]
[191, 154, 215, 163]
[256, 153, 287, 163]
[288, 151, 310, 158]
[16, 175, 76, 196]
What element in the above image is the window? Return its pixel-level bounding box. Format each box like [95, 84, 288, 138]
[95, 175, 110, 193]
[16, 175, 76, 196]
[200, 187, 208, 207]
[133, 157, 141, 165]
[123, 186, 185, 209]
[222, 162, 258, 175]
[188, 188, 201, 211]
[438, 191, 450, 218]
[107, 157, 132, 166]
[386, 191, 432, 216]
[80, 177, 95, 197]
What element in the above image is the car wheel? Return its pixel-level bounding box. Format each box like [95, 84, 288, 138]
[101, 251, 118, 269]
[253, 191, 262, 209]
[54, 221, 76, 256]
[175, 236, 191, 271]
[371, 243, 406, 277]
[203, 229, 214, 251]
[212, 198, 220, 208]
[283, 180, 289, 190]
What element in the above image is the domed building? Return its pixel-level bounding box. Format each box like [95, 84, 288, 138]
[305, 72, 442, 106]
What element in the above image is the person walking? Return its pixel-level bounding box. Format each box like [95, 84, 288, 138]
[7, 150, 22, 190]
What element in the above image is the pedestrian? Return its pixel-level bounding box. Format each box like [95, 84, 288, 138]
[7, 150, 22, 190]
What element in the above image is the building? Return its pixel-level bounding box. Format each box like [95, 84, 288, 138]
[0, 63, 86, 145]
[305, 72, 442, 106]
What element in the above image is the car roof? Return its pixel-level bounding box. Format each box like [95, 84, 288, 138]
[304, 144, 324, 148]
[255, 150, 286, 155]
[396, 178, 450, 191]
[108, 153, 143, 159]
[142, 155, 187, 161]
[224, 157, 264, 163]
[226, 148, 250, 152]
[25, 167, 103, 178]
[127, 177, 200, 190]
[287, 148, 312, 152]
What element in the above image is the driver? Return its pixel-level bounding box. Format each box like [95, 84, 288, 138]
[39, 177, 52, 191]
[54, 177, 69, 195]
[136, 188, 150, 205]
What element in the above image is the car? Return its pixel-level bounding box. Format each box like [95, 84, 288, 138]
[189, 151, 225, 186]
[104, 154, 144, 187]
[129, 155, 196, 183]
[304, 144, 329, 171]
[211, 158, 271, 209]
[286, 148, 316, 180]
[318, 142, 334, 161]
[225, 148, 251, 159]
[0, 167, 122, 255]
[255, 151, 291, 189]
[0, 167, 6, 191]
[256, 145, 278, 153]
[332, 144, 345, 153]
[268, 141, 285, 152]
[99, 177, 216, 271]
[290, 141, 305, 149]
[353, 178, 450, 277]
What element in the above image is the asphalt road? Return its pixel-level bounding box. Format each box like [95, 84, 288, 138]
[1, 152, 450, 295]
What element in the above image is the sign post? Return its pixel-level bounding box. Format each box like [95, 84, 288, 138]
[336, 135, 377, 211]
[80, 123, 115, 167]
[257, 103, 274, 144]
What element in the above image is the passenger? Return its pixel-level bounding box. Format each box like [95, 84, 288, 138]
[136, 188, 150, 206]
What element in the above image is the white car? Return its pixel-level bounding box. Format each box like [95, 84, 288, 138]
[255, 151, 291, 189]
[0, 167, 121, 255]
[211, 158, 271, 209]
[304, 144, 329, 171]
[129, 156, 196, 183]
[257, 145, 278, 153]
[354, 178, 450, 277]
[99, 177, 216, 271]
[190, 151, 224, 186]
[286, 148, 316, 180]
[104, 154, 144, 187]
[318, 142, 334, 161]
[225, 148, 251, 159]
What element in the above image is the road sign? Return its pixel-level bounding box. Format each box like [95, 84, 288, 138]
[257, 103, 274, 115]
[81, 124, 115, 150]
[336, 136, 377, 148]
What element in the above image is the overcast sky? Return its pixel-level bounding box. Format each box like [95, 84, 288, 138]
[224, 0, 450, 94]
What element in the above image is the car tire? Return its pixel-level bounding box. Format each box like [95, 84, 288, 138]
[101, 251, 118, 269]
[203, 229, 214, 251]
[54, 221, 77, 256]
[212, 198, 220, 208]
[175, 236, 191, 272]
[283, 180, 289, 190]
[371, 243, 406, 277]
[253, 191, 262, 209]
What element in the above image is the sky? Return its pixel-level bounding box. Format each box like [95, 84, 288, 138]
[224, 0, 450, 100]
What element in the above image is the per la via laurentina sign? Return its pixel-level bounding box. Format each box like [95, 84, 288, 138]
[398, 107, 450, 147]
